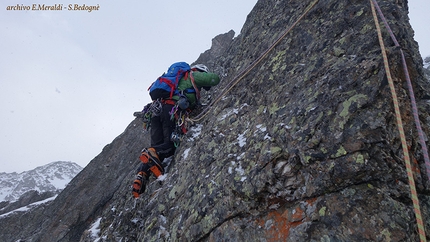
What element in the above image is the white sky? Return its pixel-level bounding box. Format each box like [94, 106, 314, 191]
[0, 0, 429, 173]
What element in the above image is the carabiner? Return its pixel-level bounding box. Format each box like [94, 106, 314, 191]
[177, 112, 185, 126]
[170, 105, 178, 121]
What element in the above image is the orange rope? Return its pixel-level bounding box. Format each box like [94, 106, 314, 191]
[370, 1, 426, 241]
[371, 0, 430, 182]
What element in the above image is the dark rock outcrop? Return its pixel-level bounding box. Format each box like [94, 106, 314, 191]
[0, 190, 58, 215]
[1, 0, 430, 241]
[193, 29, 235, 71]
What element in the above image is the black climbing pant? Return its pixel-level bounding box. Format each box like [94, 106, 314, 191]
[150, 103, 176, 161]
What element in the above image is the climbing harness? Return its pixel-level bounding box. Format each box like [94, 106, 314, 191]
[135, 93, 194, 145]
[370, 0, 427, 240]
[189, 0, 320, 123]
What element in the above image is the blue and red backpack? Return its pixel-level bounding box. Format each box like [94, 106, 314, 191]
[148, 62, 191, 100]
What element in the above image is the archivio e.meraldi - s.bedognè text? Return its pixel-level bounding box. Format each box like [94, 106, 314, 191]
[6, 4, 100, 12]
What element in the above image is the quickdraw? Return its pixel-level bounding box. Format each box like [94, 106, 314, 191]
[135, 99, 165, 131]
[133, 103, 154, 131]
[142, 112, 151, 131]
[169, 102, 191, 147]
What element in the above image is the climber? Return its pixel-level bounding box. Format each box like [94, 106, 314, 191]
[132, 63, 220, 198]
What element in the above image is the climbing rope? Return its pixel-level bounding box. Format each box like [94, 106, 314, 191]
[183, 0, 427, 238]
[371, 0, 430, 184]
[189, 0, 320, 123]
[370, 1, 426, 241]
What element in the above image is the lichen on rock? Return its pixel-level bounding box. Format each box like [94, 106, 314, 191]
[1, 0, 430, 241]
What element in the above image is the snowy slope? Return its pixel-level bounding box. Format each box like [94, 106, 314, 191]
[0, 161, 82, 202]
[0, 195, 57, 219]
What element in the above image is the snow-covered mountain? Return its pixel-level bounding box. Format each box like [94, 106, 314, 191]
[0, 161, 82, 202]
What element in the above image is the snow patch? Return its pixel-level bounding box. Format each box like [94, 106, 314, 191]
[228, 161, 247, 182]
[237, 152, 245, 161]
[256, 124, 267, 132]
[269, 203, 280, 210]
[157, 174, 167, 182]
[190, 124, 203, 139]
[159, 225, 170, 240]
[219, 108, 239, 120]
[89, 217, 102, 242]
[183, 148, 191, 160]
[219, 103, 249, 120]
[237, 132, 247, 147]
[235, 166, 245, 176]
[280, 122, 292, 130]
[228, 161, 236, 174]
[235, 163, 247, 182]
[49, 176, 70, 190]
[159, 214, 167, 224]
[256, 124, 271, 140]
[0, 195, 57, 218]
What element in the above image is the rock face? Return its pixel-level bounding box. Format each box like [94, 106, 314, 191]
[194, 29, 235, 70]
[1, 0, 430, 241]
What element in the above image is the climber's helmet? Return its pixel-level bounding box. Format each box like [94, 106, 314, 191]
[191, 64, 209, 73]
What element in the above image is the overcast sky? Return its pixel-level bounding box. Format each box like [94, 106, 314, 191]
[1, 1, 429, 173]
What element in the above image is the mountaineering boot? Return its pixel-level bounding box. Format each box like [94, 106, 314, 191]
[132, 171, 148, 198]
[139, 147, 164, 178]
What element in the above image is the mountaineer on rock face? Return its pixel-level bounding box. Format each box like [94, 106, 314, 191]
[132, 62, 220, 198]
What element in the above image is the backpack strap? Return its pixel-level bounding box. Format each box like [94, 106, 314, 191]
[158, 77, 176, 99]
[189, 72, 201, 100]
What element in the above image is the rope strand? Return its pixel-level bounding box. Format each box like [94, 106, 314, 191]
[190, 0, 319, 122]
[186, 0, 428, 239]
[371, 0, 430, 184]
[370, 1, 426, 241]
